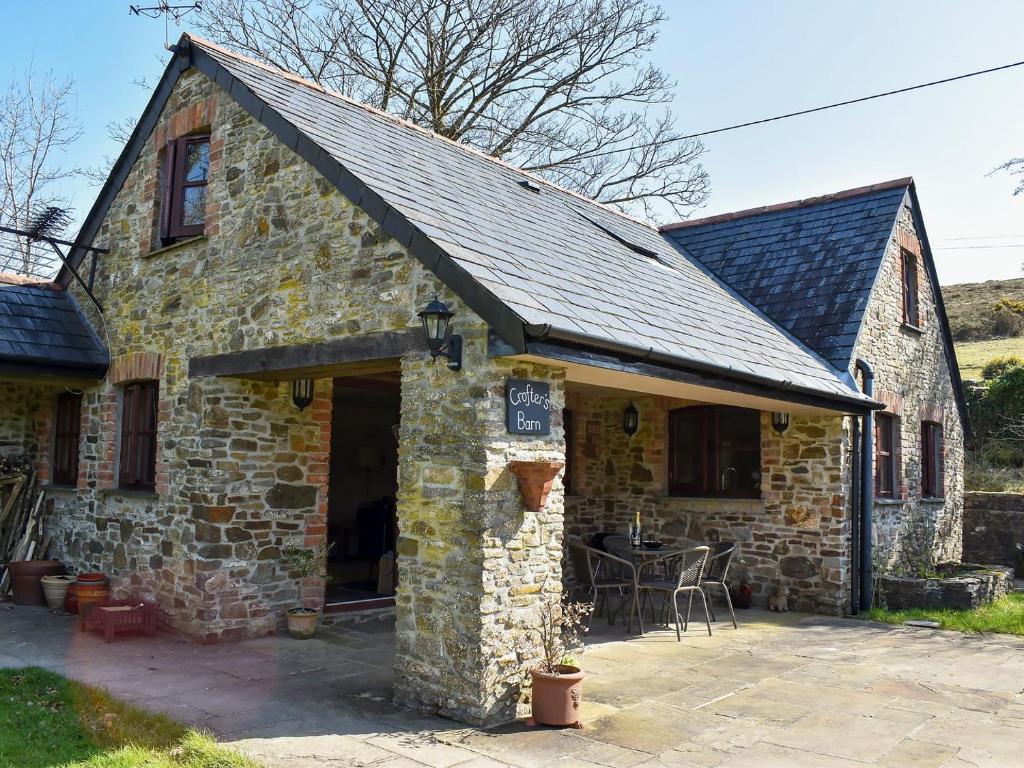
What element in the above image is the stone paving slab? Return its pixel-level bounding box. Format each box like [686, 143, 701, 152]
[3, 604, 1024, 767]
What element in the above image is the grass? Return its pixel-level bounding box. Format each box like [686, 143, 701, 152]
[943, 278, 1024, 342]
[954, 336, 1024, 380]
[865, 592, 1024, 636]
[0, 668, 261, 768]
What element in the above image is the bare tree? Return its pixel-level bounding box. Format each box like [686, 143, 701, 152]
[0, 67, 82, 275]
[991, 157, 1024, 197]
[195, 0, 709, 218]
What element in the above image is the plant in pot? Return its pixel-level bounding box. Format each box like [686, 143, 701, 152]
[527, 593, 591, 728]
[282, 540, 332, 639]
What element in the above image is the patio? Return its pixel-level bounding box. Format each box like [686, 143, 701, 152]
[3, 604, 1023, 767]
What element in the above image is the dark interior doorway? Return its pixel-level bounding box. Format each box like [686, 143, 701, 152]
[325, 373, 400, 609]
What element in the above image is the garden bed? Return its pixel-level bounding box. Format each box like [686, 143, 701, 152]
[878, 562, 1015, 611]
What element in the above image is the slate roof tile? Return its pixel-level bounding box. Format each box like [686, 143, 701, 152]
[662, 185, 907, 369]
[0, 283, 108, 376]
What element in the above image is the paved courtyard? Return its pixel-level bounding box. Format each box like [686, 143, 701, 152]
[2, 603, 1024, 767]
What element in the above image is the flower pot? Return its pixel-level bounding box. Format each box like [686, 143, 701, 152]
[76, 573, 109, 622]
[530, 665, 584, 727]
[286, 607, 320, 639]
[64, 583, 79, 614]
[41, 574, 75, 611]
[7, 560, 64, 606]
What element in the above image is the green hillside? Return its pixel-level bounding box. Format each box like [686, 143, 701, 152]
[942, 278, 1024, 342]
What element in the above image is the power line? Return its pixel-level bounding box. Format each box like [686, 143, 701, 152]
[934, 244, 1024, 250]
[576, 56, 1024, 161]
[679, 57, 1024, 141]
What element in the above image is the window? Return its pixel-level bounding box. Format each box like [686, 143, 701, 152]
[563, 408, 575, 495]
[119, 381, 158, 491]
[161, 134, 210, 242]
[922, 421, 944, 498]
[901, 248, 920, 327]
[52, 391, 82, 487]
[668, 406, 761, 498]
[875, 413, 896, 498]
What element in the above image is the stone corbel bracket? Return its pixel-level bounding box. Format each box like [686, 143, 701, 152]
[508, 460, 564, 512]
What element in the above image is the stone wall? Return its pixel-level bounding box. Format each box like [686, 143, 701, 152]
[50, 66, 454, 641]
[0, 380, 58, 482]
[852, 203, 966, 574]
[963, 492, 1024, 571]
[564, 392, 851, 614]
[396, 339, 566, 724]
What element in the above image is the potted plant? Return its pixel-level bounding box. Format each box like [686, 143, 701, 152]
[528, 594, 591, 728]
[282, 540, 332, 639]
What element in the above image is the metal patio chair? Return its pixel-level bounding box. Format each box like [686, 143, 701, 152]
[701, 542, 738, 629]
[567, 540, 634, 630]
[639, 545, 712, 640]
[600, 535, 646, 635]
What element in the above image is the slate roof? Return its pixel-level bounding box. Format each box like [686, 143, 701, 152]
[0, 281, 108, 377]
[661, 182, 910, 369]
[179, 37, 874, 409]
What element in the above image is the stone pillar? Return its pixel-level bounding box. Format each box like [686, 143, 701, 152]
[395, 327, 566, 725]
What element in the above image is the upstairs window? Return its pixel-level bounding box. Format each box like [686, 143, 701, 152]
[161, 134, 210, 242]
[119, 381, 158, 491]
[52, 391, 82, 487]
[921, 421, 944, 498]
[875, 413, 896, 498]
[669, 406, 761, 498]
[901, 248, 920, 328]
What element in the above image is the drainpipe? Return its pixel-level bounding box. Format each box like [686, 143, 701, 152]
[855, 358, 875, 611]
[850, 417, 861, 615]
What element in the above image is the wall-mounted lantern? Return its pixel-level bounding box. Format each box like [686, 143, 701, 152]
[771, 411, 790, 435]
[418, 297, 462, 371]
[623, 402, 639, 437]
[291, 379, 315, 410]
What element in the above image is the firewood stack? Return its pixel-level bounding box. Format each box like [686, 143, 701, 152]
[0, 455, 51, 598]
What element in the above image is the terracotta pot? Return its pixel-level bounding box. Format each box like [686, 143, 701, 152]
[41, 574, 76, 611]
[286, 608, 320, 639]
[7, 560, 64, 606]
[76, 573, 109, 621]
[64, 583, 79, 614]
[530, 665, 584, 727]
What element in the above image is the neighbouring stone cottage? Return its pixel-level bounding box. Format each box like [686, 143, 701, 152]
[0, 34, 968, 725]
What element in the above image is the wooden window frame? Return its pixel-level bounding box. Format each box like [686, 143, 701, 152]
[563, 408, 575, 496]
[161, 133, 210, 243]
[668, 406, 761, 499]
[52, 391, 82, 487]
[921, 421, 944, 498]
[118, 381, 158, 492]
[875, 413, 896, 498]
[901, 248, 920, 328]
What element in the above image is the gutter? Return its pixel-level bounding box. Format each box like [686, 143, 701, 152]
[525, 323, 882, 413]
[855, 358, 875, 611]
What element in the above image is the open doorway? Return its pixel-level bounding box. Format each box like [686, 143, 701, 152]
[325, 373, 400, 609]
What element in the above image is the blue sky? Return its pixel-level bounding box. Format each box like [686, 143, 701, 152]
[2, 1, 1022, 285]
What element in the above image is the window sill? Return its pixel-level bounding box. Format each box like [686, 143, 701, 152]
[921, 496, 946, 504]
[43, 484, 78, 494]
[99, 488, 159, 500]
[874, 498, 905, 506]
[145, 235, 207, 259]
[901, 323, 924, 335]
[664, 495, 762, 503]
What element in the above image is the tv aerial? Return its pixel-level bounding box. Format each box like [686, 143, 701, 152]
[129, 3, 202, 50]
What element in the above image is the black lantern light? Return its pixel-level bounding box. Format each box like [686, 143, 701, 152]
[771, 411, 790, 435]
[418, 297, 462, 371]
[291, 379, 315, 410]
[623, 402, 639, 437]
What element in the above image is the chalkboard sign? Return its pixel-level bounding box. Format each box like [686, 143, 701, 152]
[506, 379, 551, 435]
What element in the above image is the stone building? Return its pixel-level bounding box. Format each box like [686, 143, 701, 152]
[0, 35, 967, 725]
